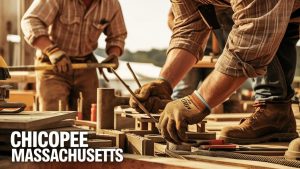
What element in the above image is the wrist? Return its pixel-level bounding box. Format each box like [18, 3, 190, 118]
[189, 91, 211, 113]
[43, 44, 66, 64]
[156, 77, 173, 95]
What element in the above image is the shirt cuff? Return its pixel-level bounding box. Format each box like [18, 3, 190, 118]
[106, 41, 125, 56]
[215, 48, 267, 78]
[167, 38, 205, 61]
[24, 30, 49, 46]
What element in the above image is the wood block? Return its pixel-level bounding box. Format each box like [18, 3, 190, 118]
[0, 111, 77, 130]
[97, 129, 125, 149]
[114, 111, 135, 130]
[126, 133, 154, 156]
[148, 122, 159, 133]
[135, 120, 148, 130]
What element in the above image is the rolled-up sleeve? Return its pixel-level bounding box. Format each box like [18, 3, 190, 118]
[21, 0, 59, 46]
[105, 0, 127, 55]
[167, 0, 211, 61]
[215, 0, 295, 77]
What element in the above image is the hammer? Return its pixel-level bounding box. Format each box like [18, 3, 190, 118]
[7, 63, 117, 71]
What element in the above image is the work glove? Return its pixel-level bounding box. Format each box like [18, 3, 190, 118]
[43, 45, 72, 74]
[129, 79, 173, 114]
[100, 54, 119, 72]
[158, 91, 210, 144]
[98, 54, 119, 82]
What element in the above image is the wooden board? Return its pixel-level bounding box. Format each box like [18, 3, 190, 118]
[205, 113, 251, 122]
[0, 111, 77, 130]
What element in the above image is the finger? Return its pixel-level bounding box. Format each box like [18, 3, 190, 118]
[129, 89, 140, 107]
[68, 63, 73, 74]
[167, 119, 181, 144]
[176, 120, 188, 142]
[56, 64, 62, 73]
[135, 86, 151, 101]
[62, 64, 68, 73]
[160, 116, 174, 143]
[101, 70, 109, 82]
[53, 65, 58, 73]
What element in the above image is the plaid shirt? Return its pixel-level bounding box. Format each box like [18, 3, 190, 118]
[21, 0, 127, 57]
[169, 0, 299, 77]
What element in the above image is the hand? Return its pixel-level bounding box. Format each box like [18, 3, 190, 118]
[43, 45, 72, 74]
[100, 54, 119, 73]
[129, 79, 173, 114]
[158, 93, 210, 144]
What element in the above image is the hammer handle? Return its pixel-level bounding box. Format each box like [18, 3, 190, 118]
[8, 63, 117, 72]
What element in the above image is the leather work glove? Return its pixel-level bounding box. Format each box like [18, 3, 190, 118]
[98, 54, 119, 82]
[129, 79, 173, 114]
[43, 45, 72, 74]
[158, 92, 210, 144]
[100, 54, 119, 73]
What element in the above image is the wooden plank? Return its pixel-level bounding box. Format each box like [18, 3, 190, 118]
[126, 133, 154, 156]
[205, 113, 251, 122]
[0, 111, 77, 130]
[75, 120, 96, 128]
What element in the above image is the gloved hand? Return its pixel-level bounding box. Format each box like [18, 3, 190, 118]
[158, 92, 210, 144]
[43, 45, 72, 74]
[129, 79, 173, 114]
[100, 54, 119, 73]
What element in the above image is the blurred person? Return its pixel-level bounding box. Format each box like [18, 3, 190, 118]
[21, 0, 127, 120]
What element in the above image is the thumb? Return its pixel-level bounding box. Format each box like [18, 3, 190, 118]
[135, 86, 151, 101]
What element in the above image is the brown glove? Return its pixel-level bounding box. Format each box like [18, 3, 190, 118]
[129, 79, 173, 114]
[158, 91, 210, 144]
[100, 54, 119, 72]
[43, 45, 72, 74]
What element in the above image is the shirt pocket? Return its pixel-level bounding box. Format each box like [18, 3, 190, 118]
[89, 22, 108, 42]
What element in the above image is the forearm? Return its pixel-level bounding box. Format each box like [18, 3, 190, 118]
[160, 49, 197, 88]
[198, 70, 247, 108]
[32, 36, 53, 51]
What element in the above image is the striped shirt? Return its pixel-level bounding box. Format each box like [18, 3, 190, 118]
[21, 0, 127, 57]
[169, 0, 300, 77]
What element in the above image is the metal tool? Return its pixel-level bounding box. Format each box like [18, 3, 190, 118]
[7, 63, 117, 72]
[126, 63, 142, 88]
[110, 68, 158, 123]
